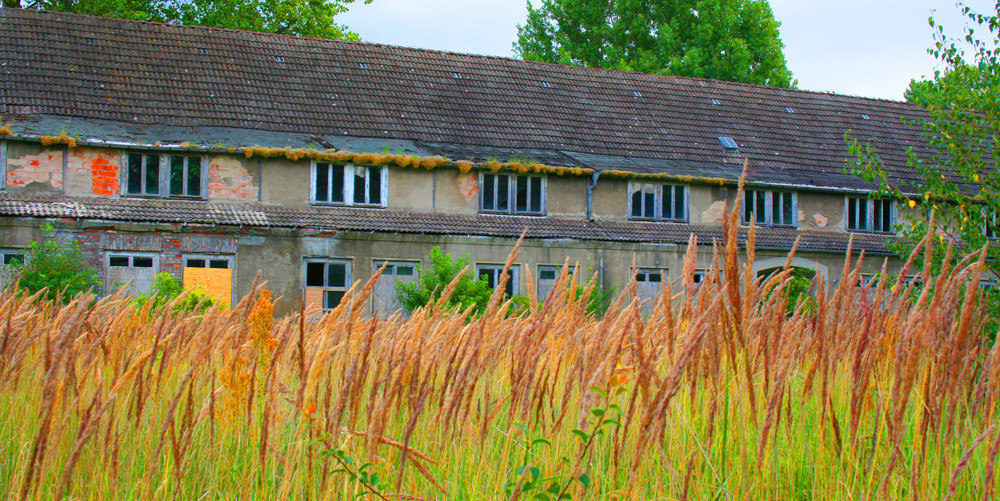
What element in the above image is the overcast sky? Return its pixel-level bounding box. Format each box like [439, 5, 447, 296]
[338, 0, 996, 101]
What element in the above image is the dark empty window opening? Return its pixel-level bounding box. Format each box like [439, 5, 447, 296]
[305, 259, 351, 310]
[477, 264, 519, 296]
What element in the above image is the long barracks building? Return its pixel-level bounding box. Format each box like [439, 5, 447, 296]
[0, 8, 945, 315]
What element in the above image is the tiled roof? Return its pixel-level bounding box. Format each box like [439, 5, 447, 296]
[0, 9, 932, 185]
[0, 193, 894, 254]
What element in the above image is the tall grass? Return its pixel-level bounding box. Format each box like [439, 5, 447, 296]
[1, 194, 998, 500]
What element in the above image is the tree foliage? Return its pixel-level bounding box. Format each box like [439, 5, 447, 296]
[2, 0, 370, 40]
[846, 2, 1000, 276]
[514, 0, 794, 87]
[396, 247, 494, 316]
[6, 225, 101, 303]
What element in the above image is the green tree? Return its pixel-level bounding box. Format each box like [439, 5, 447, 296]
[133, 272, 218, 314]
[6, 225, 101, 303]
[846, 2, 1000, 276]
[3, 0, 371, 40]
[396, 247, 493, 315]
[514, 0, 794, 87]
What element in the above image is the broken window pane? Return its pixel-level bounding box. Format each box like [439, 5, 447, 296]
[368, 168, 381, 205]
[353, 167, 367, 204]
[515, 175, 529, 212]
[305, 262, 325, 287]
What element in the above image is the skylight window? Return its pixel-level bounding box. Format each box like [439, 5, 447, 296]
[861, 114, 870, 120]
[633, 90, 643, 97]
[785, 107, 794, 113]
[452, 72, 463, 79]
[196, 47, 208, 55]
[84, 37, 96, 45]
[711, 98, 721, 105]
[540, 81, 551, 88]
[719, 136, 739, 153]
[274, 55, 286, 62]
[358, 62, 369, 69]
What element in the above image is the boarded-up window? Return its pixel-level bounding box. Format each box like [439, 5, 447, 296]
[183, 255, 233, 305]
[304, 259, 351, 311]
[0, 249, 24, 290]
[372, 260, 418, 317]
[105, 253, 159, 296]
[633, 267, 668, 316]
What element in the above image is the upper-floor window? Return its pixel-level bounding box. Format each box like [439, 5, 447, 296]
[846, 197, 893, 233]
[312, 163, 387, 207]
[126, 153, 205, 198]
[629, 183, 687, 221]
[985, 209, 998, 239]
[744, 189, 796, 227]
[480, 173, 545, 215]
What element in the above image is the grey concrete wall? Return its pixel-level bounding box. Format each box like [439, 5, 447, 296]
[591, 178, 628, 220]
[388, 168, 435, 211]
[260, 157, 310, 205]
[799, 191, 847, 232]
[546, 175, 587, 217]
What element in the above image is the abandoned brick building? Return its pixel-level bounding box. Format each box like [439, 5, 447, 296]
[0, 8, 947, 315]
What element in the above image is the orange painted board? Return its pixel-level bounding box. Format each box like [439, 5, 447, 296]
[183, 267, 232, 304]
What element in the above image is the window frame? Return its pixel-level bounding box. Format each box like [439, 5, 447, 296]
[633, 267, 668, 284]
[846, 196, 895, 234]
[0, 248, 24, 267]
[627, 182, 689, 222]
[476, 263, 520, 296]
[479, 172, 546, 216]
[106, 252, 160, 270]
[123, 152, 207, 199]
[310, 162, 388, 207]
[743, 189, 797, 227]
[183, 254, 234, 270]
[303, 258, 352, 310]
[372, 260, 418, 278]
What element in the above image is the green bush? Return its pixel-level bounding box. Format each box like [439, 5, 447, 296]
[133, 272, 217, 314]
[396, 247, 493, 315]
[6, 225, 101, 303]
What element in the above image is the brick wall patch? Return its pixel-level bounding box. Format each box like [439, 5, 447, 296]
[5, 149, 63, 191]
[207, 156, 258, 200]
[67, 148, 120, 196]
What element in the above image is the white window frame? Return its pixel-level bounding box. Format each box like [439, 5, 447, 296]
[846, 196, 895, 234]
[628, 182, 688, 222]
[106, 252, 160, 270]
[743, 189, 797, 227]
[303, 258, 352, 310]
[310, 162, 388, 207]
[476, 263, 520, 295]
[479, 173, 546, 215]
[182, 254, 234, 270]
[123, 152, 207, 198]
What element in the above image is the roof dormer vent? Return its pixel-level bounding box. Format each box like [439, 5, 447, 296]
[718, 136, 739, 153]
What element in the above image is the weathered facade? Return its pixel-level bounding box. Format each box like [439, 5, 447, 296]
[0, 9, 950, 315]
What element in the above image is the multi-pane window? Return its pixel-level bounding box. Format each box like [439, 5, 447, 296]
[0, 249, 24, 289]
[105, 252, 159, 296]
[312, 163, 386, 207]
[477, 264, 519, 296]
[126, 153, 204, 197]
[481, 173, 545, 215]
[304, 259, 351, 310]
[629, 183, 687, 221]
[846, 197, 894, 233]
[744, 190, 796, 227]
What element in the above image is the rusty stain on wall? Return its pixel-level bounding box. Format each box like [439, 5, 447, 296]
[208, 156, 258, 200]
[5, 150, 63, 190]
[456, 173, 478, 200]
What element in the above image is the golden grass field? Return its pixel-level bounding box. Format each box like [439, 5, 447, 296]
[1, 201, 999, 500]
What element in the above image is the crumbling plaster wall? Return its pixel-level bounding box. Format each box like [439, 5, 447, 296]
[207, 155, 258, 201]
[65, 147, 121, 196]
[3, 142, 63, 193]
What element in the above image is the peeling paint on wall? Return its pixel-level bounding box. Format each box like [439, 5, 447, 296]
[67, 149, 119, 196]
[5, 149, 63, 191]
[457, 173, 478, 200]
[701, 200, 727, 223]
[814, 212, 829, 228]
[207, 156, 258, 200]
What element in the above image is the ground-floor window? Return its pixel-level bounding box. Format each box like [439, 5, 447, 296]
[633, 267, 668, 315]
[0, 248, 24, 290]
[182, 254, 234, 305]
[304, 259, 351, 311]
[372, 260, 418, 317]
[477, 263, 519, 296]
[105, 252, 159, 295]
